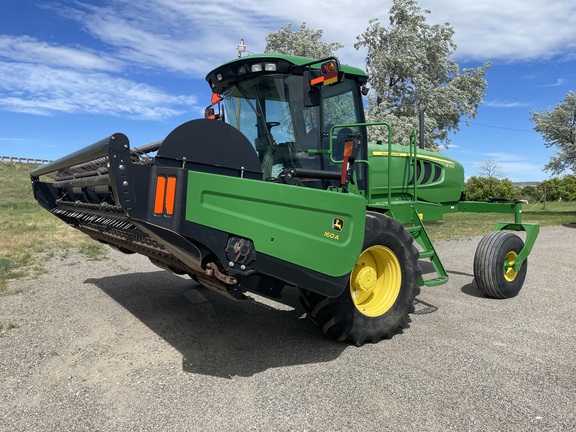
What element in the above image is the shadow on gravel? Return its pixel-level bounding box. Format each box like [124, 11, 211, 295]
[417, 260, 436, 275]
[412, 298, 438, 315]
[460, 282, 485, 298]
[86, 271, 346, 379]
[446, 269, 474, 278]
[420, 262, 484, 299]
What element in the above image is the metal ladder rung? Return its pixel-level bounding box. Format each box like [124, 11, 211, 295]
[408, 207, 448, 287]
[419, 250, 435, 259]
[421, 276, 449, 287]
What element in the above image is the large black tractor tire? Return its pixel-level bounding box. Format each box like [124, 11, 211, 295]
[473, 231, 527, 299]
[299, 212, 421, 346]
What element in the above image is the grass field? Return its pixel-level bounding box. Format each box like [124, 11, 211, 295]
[0, 163, 104, 291]
[1, 161, 575, 291]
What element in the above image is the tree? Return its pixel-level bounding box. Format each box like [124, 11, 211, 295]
[354, 0, 491, 149]
[530, 90, 576, 175]
[476, 159, 504, 197]
[559, 174, 576, 201]
[264, 22, 343, 58]
[477, 159, 504, 179]
[465, 176, 519, 201]
[539, 175, 576, 201]
[520, 185, 541, 203]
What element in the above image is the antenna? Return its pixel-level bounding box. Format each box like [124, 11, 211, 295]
[237, 39, 246, 58]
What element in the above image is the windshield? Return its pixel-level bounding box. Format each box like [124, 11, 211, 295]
[221, 74, 363, 182]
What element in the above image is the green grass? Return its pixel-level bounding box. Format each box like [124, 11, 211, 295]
[0, 162, 106, 292]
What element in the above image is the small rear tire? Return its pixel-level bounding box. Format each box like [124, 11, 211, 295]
[299, 212, 421, 346]
[473, 231, 527, 299]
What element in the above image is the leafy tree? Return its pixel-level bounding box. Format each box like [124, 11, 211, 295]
[465, 176, 519, 201]
[354, 0, 491, 149]
[530, 90, 576, 175]
[264, 22, 343, 58]
[520, 185, 541, 203]
[539, 177, 562, 201]
[559, 174, 576, 201]
[539, 175, 576, 201]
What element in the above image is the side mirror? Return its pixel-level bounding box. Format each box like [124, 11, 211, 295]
[204, 93, 224, 120]
[204, 107, 216, 119]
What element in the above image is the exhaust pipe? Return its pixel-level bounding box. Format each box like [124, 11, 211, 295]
[419, 104, 427, 150]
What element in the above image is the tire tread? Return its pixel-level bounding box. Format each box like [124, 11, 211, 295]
[474, 231, 527, 299]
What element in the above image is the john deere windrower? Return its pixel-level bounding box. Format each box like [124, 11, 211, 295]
[31, 54, 539, 345]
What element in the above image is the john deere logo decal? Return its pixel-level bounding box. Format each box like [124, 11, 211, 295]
[324, 217, 344, 240]
[332, 217, 344, 232]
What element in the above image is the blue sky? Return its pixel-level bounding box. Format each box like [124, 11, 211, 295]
[1, 0, 575, 182]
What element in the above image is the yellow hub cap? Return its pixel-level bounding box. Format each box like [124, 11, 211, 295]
[350, 246, 402, 317]
[504, 251, 518, 282]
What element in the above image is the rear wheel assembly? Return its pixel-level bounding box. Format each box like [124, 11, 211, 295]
[473, 231, 527, 299]
[299, 212, 421, 346]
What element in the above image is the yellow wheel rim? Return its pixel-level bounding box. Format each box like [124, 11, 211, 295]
[504, 251, 518, 282]
[350, 246, 402, 317]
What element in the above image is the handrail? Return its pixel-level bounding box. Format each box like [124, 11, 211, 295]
[319, 121, 392, 202]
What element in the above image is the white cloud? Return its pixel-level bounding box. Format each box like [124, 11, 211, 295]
[46, 0, 273, 75]
[2, 0, 576, 121]
[44, 0, 576, 76]
[484, 100, 530, 108]
[0, 61, 198, 120]
[0, 35, 122, 71]
[540, 78, 568, 87]
[419, 0, 576, 61]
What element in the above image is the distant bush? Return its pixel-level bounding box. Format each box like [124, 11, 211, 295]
[519, 185, 542, 203]
[539, 175, 576, 201]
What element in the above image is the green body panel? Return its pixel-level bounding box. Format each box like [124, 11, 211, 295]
[185, 171, 366, 277]
[366, 142, 465, 206]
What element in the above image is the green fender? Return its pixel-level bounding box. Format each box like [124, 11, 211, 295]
[185, 171, 366, 277]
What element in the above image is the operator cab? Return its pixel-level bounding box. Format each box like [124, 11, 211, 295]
[205, 55, 369, 190]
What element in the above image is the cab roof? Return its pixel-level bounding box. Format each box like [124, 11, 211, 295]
[206, 53, 368, 94]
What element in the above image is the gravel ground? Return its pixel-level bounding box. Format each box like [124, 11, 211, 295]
[1, 225, 575, 431]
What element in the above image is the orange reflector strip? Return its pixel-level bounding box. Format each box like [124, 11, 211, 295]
[312, 71, 339, 86]
[154, 176, 166, 214]
[343, 139, 354, 157]
[165, 176, 177, 215]
[311, 75, 324, 86]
